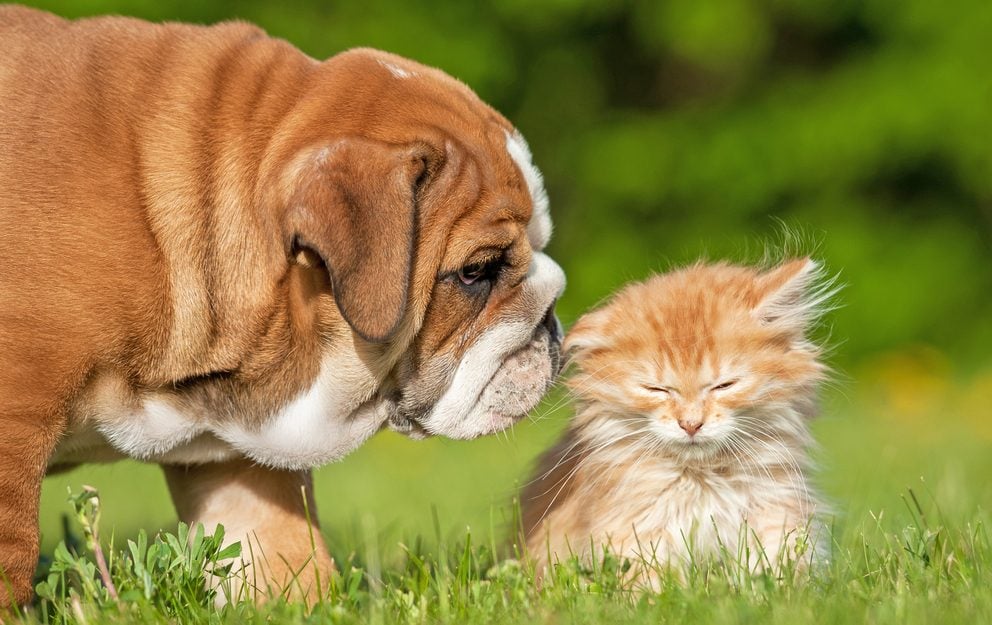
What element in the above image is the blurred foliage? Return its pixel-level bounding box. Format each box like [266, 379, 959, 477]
[24, 0, 992, 368]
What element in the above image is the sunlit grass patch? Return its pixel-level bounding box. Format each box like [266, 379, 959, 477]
[27, 377, 992, 624]
[19, 478, 992, 625]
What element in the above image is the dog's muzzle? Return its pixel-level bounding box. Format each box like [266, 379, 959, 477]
[387, 305, 563, 439]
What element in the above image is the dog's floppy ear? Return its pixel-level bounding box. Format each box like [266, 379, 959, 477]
[286, 138, 440, 342]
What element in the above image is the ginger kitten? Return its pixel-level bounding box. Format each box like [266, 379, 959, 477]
[522, 259, 834, 583]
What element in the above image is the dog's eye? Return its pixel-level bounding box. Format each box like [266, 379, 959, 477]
[457, 257, 501, 286]
[711, 379, 738, 391]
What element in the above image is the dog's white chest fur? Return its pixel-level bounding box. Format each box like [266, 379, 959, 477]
[53, 355, 389, 470]
[52, 399, 236, 467]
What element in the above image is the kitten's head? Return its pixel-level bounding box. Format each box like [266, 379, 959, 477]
[565, 259, 834, 460]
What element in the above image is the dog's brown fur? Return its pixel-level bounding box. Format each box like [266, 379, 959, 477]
[0, 5, 556, 605]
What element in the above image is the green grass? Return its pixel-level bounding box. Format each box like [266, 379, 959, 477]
[22, 368, 992, 624]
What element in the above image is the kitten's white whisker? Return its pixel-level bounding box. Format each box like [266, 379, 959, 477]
[525, 427, 655, 500]
[532, 430, 655, 526]
[734, 428, 813, 519]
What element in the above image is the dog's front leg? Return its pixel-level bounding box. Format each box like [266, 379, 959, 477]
[0, 414, 65, 607]
[162, 459, 333, 604]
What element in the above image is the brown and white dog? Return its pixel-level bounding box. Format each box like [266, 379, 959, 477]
[0, 6, 565, 605]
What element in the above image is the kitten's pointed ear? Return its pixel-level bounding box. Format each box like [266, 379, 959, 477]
[563, 308, 613, 361]
[752, 258, 828, 335]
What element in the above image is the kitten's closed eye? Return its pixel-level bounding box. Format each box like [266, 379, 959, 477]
[711, 380, 738, 391]
[641, 384, 673, 395]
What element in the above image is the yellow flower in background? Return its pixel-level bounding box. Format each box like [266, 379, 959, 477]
[860, 346, 952, 425]
[858, 346, 992, 441]
[961, 369, 992, 441]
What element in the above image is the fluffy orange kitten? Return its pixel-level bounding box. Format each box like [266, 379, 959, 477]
[522, 259, 833, 582]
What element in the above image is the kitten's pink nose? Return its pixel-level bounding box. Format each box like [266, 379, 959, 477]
[679, 419, 702, 436]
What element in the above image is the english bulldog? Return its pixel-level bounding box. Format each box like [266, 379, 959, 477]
[0, 5, 565, 605]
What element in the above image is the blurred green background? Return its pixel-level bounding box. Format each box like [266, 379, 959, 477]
[28, 0, 991, 558]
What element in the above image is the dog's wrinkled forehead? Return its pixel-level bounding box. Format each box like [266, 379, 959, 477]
[354, 51, 550, 245]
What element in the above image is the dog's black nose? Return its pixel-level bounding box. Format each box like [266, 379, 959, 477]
[541, 302, 562, 342]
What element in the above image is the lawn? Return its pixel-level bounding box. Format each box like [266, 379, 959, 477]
[23, 360, 992, 624]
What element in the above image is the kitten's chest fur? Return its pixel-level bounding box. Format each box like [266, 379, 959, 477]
[595, 460, 758, 538]
[562, 451, 814, 565]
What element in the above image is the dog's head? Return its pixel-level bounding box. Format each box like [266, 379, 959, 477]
[267, 49, 565, 440]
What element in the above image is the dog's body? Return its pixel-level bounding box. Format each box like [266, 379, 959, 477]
[0, 5, 564, 604]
